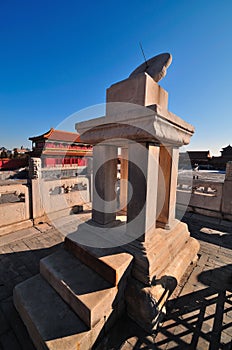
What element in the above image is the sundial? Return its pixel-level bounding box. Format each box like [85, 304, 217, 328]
[129, 52, 172, 82]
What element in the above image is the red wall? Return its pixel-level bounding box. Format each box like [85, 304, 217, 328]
[43, 157, 88, 167]
[0, 158, 28, 170]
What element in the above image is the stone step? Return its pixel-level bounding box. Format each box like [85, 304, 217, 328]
[65, 235, 133, 286]
[40, 249, 126, 328]
[13, 274, 122, 350]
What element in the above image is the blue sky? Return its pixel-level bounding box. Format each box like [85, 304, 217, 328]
[0, 0, 231, 155]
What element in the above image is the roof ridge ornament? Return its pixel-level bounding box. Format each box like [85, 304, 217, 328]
[129, 52, 172, 82]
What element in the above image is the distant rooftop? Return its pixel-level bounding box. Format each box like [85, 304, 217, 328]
[29, 128, 81, 143]
[187, 150, 211, 159]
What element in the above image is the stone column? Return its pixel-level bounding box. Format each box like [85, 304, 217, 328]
[92, 144, 118, 225]
[119, 147, 128, 214]
[157, 146, 179, 229]
[127, 142, 160, 241]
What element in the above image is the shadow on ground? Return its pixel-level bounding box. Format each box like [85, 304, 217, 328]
[155, 265, 232, 350]
[0, 243, 63, 350]
[1, 213, 232, 349]
[182, 214, 232, 250]
[95, 215, 232, 350]
[94, 266, 232, 349]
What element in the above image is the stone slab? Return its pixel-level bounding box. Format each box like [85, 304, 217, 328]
[13, 274, 110, 350]
[40, 249, 118, 328]
[75, 104, 194, 147]
[65, 235, 133, 286]
[0, 226, 39, 247]
[0, 220, 33, 237]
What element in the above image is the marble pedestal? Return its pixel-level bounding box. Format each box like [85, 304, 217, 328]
[76, 74, 200, 331]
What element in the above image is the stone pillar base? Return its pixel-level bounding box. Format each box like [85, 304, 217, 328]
[125, 221, 199, 285]
[124, 222, 200, 332]
[125, 276, 172, 332]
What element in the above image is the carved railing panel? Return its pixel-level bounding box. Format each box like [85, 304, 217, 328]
[177, 178, 223, 213]
[0, 183, 30, 227]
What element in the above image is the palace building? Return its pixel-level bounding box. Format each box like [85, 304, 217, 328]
[211, 145, 232, 170]
[179, 146, 232, 170]
[29, 128, 92, 168]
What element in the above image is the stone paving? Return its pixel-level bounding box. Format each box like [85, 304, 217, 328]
[0, 213, 231, 349]
[154, 213, 232, 350]
[0, 223, 63, 350]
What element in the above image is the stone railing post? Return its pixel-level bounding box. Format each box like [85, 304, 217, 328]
[222, 161, 232, 220]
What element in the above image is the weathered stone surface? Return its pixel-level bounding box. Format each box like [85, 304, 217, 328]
[129, 53, 172, 82]
[65, 235, 133, 285]
[0, 183, 31, 231]
[14, 275, 89, 350]
[222, 163, 232, 218]
[106, 73, 169, 109]
[92, 144, 118, 225]
[124, 222, 190, 284]
[13, 274, 122, 350]
[31, 176, 90, 223]
[157, 146, 179, 229]
[76, 104, 194, 147]
[225, 161, 232, 180]
[125, 278, 160, 333]
[126, 142, 160, 241]
[125, 236, 199, 332]
[119, 147, 128, 214]
[0, 219, 33, 237]
[40, 249, 118, 328]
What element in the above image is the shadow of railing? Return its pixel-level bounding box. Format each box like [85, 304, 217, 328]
[182, 214, 232, 250]
[155, 264, 232, 349]
[0, 242, 63, 350]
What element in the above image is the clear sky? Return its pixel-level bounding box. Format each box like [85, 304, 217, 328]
[0, 0, 231, 155]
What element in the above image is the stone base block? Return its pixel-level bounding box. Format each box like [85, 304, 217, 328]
[125, 278, 165, 333]
[106, 73, 168, 109]
[125, 236, 199, 332]
[125, 221, 195, 285]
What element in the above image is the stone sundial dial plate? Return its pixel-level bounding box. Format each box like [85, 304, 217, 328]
[129, 52, 172, 82]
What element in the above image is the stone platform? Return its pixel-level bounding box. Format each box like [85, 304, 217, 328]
[0, 213, 231, 349]
[13, 218, 133, 350]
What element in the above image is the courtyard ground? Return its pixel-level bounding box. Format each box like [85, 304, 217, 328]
[0, 212, 231, 349]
